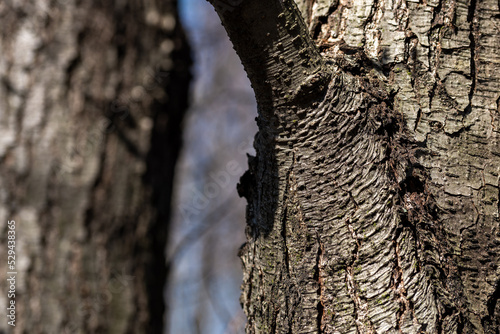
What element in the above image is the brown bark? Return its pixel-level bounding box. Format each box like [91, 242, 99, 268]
[0, 1, 190, 333]
[210, 0, 500, 333]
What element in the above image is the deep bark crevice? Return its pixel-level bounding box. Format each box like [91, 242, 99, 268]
[315, 233, 325, 334]
[464, 0, 478, 115]
[392, 228, 419, 333]
[363, 0, 382, 32]
[483, 278, 500, 332]
[345, 216, 365, 332]
[281, 205, 291, 274]
[83, 130, 109, 241]
[311, 2, 339, 40]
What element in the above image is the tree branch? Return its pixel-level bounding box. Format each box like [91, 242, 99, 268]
[208, 0, 329, 111]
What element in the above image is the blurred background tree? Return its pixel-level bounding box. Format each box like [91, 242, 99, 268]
[0, 0, 190, 333]
[0, 0, 256, 333]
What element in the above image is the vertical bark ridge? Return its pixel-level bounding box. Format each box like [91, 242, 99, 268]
[465, 0, 478, 115]
[315, 233, 326, 333]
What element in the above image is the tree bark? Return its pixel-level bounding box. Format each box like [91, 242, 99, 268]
[0, 1, 190, 333]
[209, 0, 500, 333]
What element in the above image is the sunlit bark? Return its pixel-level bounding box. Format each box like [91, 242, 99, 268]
[209, 0, 500, 332]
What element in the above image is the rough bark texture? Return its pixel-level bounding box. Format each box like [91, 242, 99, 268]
[210, 0, 499, 333]
[0, 0, 190, 333]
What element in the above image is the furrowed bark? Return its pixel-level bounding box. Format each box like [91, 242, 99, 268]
[211, 0, 500, 333]
[0, 1, 190, 333]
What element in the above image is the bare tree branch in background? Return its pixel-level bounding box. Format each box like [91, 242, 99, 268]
[167, 1, 257, 333]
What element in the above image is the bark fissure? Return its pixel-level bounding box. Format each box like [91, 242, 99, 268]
[414, 107, 422, 132]
[311, 2, 339, 40]
[465, 0, 478, 115]
[498, 177, 500, 220]
[82, 132, 109, 241]
[484, 278, 500, 328]
[281, 204, 291, 274]
[244, 243, 257, 331]
[363, 0, 385, 60]
[392, 231, 419, 333]
[345, 215, 374, 334]
[315, 233, 325, 334]
[363, 0, 381, 32]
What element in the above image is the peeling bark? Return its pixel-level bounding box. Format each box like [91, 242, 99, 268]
[0, 1, 190, 333]
[210, 0, 500, 332]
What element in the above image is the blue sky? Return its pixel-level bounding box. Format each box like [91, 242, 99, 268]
[167, 1, 256, 333]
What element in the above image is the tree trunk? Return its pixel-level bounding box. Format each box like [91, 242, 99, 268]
[209, 0, 500, 332]
[0, 1, 190, 333]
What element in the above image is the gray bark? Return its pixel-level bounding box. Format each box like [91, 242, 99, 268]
[209, 0, 500, 333]
[0, 1, 190, 333]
